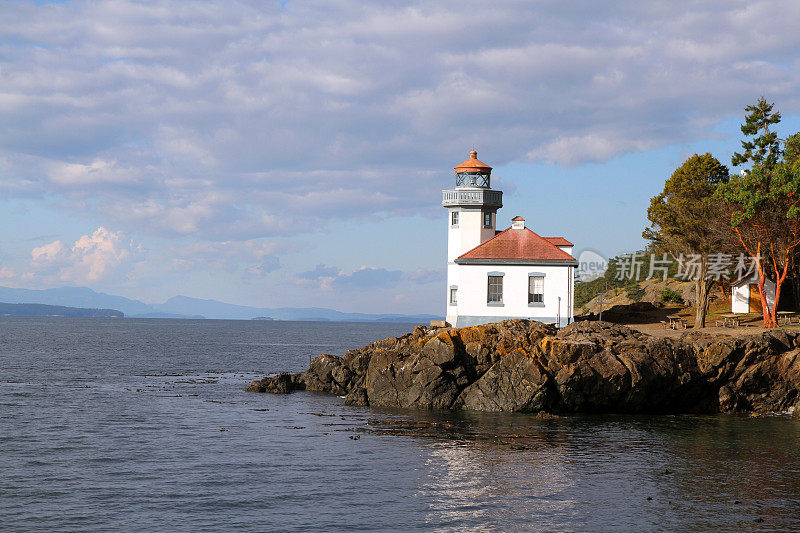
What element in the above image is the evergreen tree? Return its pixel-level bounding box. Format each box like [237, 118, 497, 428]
[731, 97, 782, 170]
[644, 153, 730, 328]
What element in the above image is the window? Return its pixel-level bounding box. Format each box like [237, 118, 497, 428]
[529, 276, 544, 304]
[451, 211, 459, 226]
[483, 212, 492, 228]
[487, 275, 503, 304]
[449, 287, 457, 305]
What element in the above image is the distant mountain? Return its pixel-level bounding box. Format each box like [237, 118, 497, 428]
[152, 295, 269, 320]
[0, 302, 123, 318]
[0, 285, 441, 323]
[130, 312, 206, 319]
[154, 295, 440, 323]
[0, 286, 151, 316]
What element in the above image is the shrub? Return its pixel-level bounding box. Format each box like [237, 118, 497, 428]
[661, 288, 684, 304]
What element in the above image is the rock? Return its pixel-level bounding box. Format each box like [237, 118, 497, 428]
[247, 319, 800, 416]
[246, 372, 301, 393]
[344, 387, 368, 406]
[689, 334, 742, 379]
[454, 349, 551, 412]
[303, 354, 349, 394]
[719, 385, 736, 412]
[421, 332, 458, 367]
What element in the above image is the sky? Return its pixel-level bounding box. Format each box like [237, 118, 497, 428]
[1, 0, 800, 314]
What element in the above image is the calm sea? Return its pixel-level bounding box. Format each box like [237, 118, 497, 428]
[2, 317, 800, 532]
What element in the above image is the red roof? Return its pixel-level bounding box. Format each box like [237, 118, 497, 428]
[544, 237, 573, 247]
[457, 227, 577, 264]
[454, 150, 492, 173]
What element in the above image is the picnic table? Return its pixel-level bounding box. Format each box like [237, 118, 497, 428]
[666, 314, 687, 329]
[718, 313, 742, 327]
[777, 311, 796, 325]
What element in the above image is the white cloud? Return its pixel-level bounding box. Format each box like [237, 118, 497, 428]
[527, 133, 661, 167]
[29, 227, 140, 283]
[30, 240, 67, 265]
[0, 0, 799, 240]
[46, 158, 135, 186]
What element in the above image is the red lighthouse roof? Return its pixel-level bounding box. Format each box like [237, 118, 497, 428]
[454, 150, 492, 173]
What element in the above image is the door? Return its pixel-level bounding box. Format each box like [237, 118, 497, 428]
[749, 284, 762, 313]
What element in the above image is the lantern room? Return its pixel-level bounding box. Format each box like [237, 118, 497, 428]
[454, 150, 492, 188]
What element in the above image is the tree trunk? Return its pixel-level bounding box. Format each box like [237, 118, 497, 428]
[769, 257, 791, 327]
[757, 264, 776, 328]
[694, 278, 712, 329]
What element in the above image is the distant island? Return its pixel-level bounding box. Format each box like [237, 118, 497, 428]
[0, 302, 123, 318]
[251, 316, 276, 321]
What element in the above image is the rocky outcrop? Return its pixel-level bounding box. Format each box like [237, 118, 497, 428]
[246, 320, 800, 415]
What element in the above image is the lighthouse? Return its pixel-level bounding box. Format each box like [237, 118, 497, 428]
[442, 150, 577, 328]
[442, 150, 503, 325]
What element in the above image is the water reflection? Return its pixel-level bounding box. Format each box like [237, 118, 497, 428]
[364, 410, 800, 532]
[418, 441, 574, 530]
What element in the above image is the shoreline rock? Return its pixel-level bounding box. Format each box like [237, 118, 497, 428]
[246, 320, 800, 415]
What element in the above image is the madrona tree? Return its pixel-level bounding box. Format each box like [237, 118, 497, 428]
[718, 99, 800, 327]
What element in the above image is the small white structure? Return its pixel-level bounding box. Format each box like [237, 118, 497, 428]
[731, 272, 776, 314]
[443, 150, 577, 328]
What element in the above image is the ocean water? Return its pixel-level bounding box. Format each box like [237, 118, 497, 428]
[2, 317, 800, 532]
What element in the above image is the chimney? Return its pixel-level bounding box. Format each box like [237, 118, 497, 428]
[511, 216, 525, 230]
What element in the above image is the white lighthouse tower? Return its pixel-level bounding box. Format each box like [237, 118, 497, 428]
[442, 150, 503, 325]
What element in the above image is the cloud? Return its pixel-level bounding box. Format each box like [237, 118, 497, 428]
[298, 264, 340, 280]
[527, 133, 661, 167]
[297, 264, 442, 291]
[403, 268, 446, 284]
[28, 227, 140, 284]
[244, 256, 281, 278]
[337, 267, 403, 288]
[0, 0, 798, 242]
[168, 239, 280, 273]
[298, 264, 402, 290]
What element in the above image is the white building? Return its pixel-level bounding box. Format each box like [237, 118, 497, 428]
[443, 150, 577, 328]
[731, 272, 775, 314]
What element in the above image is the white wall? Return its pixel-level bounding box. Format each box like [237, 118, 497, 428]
[557, 245, 573, 256]
[445, 262, 460, 326]
[732, 273, 776, 313]
[446, 204, 496, 323]
[451, 263, 573, 327]
[446, 206, 495, 262]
